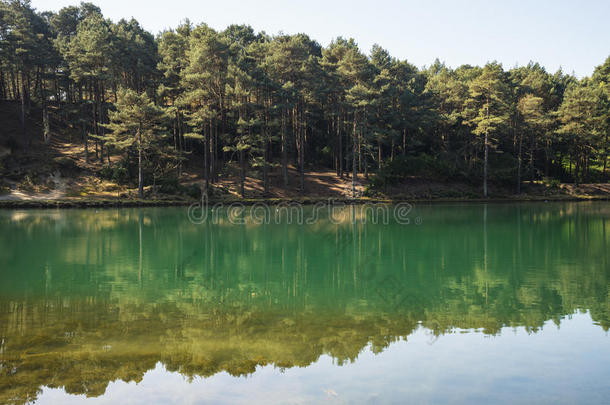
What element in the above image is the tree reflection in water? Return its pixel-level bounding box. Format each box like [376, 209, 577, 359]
[0, 203, 608, 404]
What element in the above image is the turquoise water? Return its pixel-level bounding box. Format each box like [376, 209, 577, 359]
[0, 202, 609, 404]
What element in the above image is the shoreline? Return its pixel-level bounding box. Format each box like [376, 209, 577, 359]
[0, 194, 608, 209]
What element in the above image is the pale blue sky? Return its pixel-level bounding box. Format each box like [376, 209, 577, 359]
[32, 0, 609, 77]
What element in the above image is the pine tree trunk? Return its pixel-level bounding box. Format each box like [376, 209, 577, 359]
[138, 126, 144, 198]
[204, 123, 209, 193]
[92, 80, 99, 160]
[529, 133, 535, 184]
[263, 141, 269, 196]
[212, 119, 218, 182]
[352, 112, 357, 198]
[34, 68, 41, 103]
[54, 72, 60, 108]
[545, 140, 550, 177]
[0, 70, 5, 100]
[300, 123, 305, 195]
[83, 122, 89, 164]
[26, 72, 31, 114]
[282, 105, 288, 187]
[603, 131, 608, 182]
[11, 71, 18, 100]
[43, 107, 50, 145]
[358, 137, 361, 173]
[240, 149, 245, 198]
[333, 113, 338, 176]
[20, 70, 26, 147]
[173, 116, 177, 150]
[338, 114, 343, 178]
[585, 150, 591, 182]
[484, 131, 489, 197]
[97, 81, 104, 159]
[574, 152, 581, 185]
[483, 98, 489, 197]
[177, 111, 183, 175]
[517, 130, 523, 194]
[293, 107, 299, 167]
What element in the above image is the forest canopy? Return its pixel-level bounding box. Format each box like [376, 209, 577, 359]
[0, 0, 609, 198]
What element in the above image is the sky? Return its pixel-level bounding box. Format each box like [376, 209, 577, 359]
[35, 314, 610, 404]
[31, 0, 610, 78]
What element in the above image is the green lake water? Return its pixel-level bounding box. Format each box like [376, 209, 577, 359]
[0, 202, 609, 404]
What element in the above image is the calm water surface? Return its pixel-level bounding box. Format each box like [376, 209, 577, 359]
[0, 202, 609, 404]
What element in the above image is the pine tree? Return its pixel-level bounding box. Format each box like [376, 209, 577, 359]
[558, 83, 603, 183]
[102, 88, 168, 198]
[466, 62, 509, 196]
[591, 57, 610, 179]
[517, 94, 549, 190]
[180, 24, 229, 190]
[60, 12, 115, 160]
[157, 21, 191, 175]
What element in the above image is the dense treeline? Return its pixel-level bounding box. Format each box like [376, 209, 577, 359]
[1, 0, 609, 197]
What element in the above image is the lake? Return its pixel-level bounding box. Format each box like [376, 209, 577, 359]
[0, 202, 609, 404]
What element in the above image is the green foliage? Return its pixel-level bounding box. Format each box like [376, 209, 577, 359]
[155, 176, 201, 199]
[99, 163, 129, 184]
[543, 177, 561, 189]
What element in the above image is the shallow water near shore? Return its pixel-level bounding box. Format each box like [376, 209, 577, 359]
[0, 202, 609, 404]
